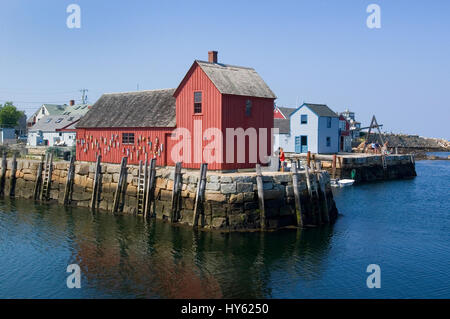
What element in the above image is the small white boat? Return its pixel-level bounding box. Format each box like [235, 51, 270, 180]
[338, 179, 355, 187]
[330, 179, 340, 187]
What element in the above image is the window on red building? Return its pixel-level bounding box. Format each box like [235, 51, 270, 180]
[122, 133, 135, 144]
[246, 100, 252, 117]
[194, 92, 202, 114]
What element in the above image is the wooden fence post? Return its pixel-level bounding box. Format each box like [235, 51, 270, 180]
[291, 162, 303, 228]
[193, 163, 208, 228]
[144, 158, 157, 218]
[9, 153, 17, 198]
[90, 155, 102, 210]
[255, 164, 266, 229]
[170, 162, 182, 223]
[0, 152, 7, 197]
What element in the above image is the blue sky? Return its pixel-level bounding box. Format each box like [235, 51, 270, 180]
[1, 0, 449, 139]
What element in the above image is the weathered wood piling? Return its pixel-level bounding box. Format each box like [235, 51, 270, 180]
[0, 152, 7, 197]
[9, 153, 17, 198]
[90, 155, 102, 210]
[291, 162, 304, 227]
[193, 163, 208, 228]
[170, 162, 182, 223]
[255, 164, 266, 229]
[63, 156, 75, 205]
[112, 157, 128, 213]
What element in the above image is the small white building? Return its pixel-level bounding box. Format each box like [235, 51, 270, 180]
[274, 103, 340, 154]
[0, 128, 17, 145]
[28, 115, 81, 147]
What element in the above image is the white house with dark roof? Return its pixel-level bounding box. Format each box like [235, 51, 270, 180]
[28, 114, 82, 147]
[274, 103, 339, 154]
[273, 107, 296, 152]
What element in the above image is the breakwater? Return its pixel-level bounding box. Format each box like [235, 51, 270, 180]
[287, 153, 417, 183]
[0, 158, 338, 231]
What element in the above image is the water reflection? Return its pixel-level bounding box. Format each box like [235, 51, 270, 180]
[1, 198, 334, 299]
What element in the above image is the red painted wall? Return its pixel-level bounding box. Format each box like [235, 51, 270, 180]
[76, 127, 173, 166]
[77, 62, 275, 170]
[221, 95, 274, 170]
[174, 63, 223, 170]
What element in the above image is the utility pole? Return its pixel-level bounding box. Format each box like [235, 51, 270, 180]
[80, 89, 88, 104]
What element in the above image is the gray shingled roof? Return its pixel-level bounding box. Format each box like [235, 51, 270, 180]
[196, 61, 277, 99]
[277, 107, 296, 118]
[304, 103, 338, 117]
[76, 89, 176, 128]
[274, 119, 290, 134]
[29, 115, 82, 132]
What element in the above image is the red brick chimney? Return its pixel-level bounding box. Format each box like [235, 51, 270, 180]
[69, 100, 75, 106]
[208, 51, 218, 63]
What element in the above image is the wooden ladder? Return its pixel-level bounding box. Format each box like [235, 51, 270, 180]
[137, 160, 148, 215]
[381, 155, 387, 170]
[40, 153, 53, 201]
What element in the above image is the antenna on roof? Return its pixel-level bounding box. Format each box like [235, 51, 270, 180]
[80, 88, 88, 104]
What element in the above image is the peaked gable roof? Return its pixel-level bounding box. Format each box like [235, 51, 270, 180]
[62, 103, 91, 116]
[76, 89, 176, 128]
[29, 114, 82, 132]
[274, 118, 290, 134]
[276, 106, 296, 119]
[175, 60, 277, 99]
[43, 104, 67, 115]
[293, 103, 338, 118]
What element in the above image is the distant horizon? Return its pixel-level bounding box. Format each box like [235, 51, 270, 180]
[1, 0, 449, 140]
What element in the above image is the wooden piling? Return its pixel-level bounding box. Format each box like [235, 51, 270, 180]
[337, 156, 343, 179]
[332, 154, 337, 179]
[0, 152, 7, 197]
[304, 165, 312, 197]
[34, 155, 44, 200]
[170, 162, 182, 223]
[312, 173, 322, 225]
[9, 153, 17, 198]
[112, 157, 127, 213]
[317, 173, 330, 223]
[291, 162, 303, 228]
[255, 164, 266, 229]
[90, 155, 102, 210]
[144, 158, 157, 218]
[193, 163, 208, 228]
[306, 151, 311, 168]
[63, 156, 75, 205]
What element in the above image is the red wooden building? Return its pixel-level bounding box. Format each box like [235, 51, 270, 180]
[76, 51, 276, 170]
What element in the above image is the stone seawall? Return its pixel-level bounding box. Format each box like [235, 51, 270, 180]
[287, 154, 417, 184]
[1, 159, 338, 231]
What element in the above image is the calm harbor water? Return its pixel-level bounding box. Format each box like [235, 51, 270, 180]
[0, 160, 449, 299]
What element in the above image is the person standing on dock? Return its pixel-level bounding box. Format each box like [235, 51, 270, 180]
[279, 148, 286, 172]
